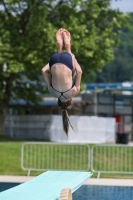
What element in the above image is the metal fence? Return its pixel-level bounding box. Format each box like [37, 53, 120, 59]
[91, 144, 133, 178]
[21, 142, 90, 176]
[21, 142, 133, 177]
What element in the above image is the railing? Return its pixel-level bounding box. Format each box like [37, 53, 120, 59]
[21, 142, 133, 177]
[21, 142, 90, 176]
[91, 144, 133, 178]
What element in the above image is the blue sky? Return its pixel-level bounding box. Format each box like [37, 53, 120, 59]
[111, 0, 133, 12]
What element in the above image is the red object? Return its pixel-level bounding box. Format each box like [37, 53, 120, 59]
[115, 115, 124, 133]
[115, 115, 121, 123]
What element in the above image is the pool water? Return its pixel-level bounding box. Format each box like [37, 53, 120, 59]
[0, 183, 133, 200]
[0, 182, 20, 192]
[73, 185, 133, 200]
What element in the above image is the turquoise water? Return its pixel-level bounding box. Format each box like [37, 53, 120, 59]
[0, 183, 133, 200]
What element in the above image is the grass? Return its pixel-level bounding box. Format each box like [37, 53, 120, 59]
[0, 135, 133, 178]
[0, 135, 41, 176]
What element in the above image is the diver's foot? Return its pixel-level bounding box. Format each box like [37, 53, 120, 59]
[56, 28, 63, 52]
[63, 29, 71, 53]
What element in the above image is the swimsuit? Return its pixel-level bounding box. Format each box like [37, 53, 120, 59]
[49, 52, 74, 99]
[49, 52, 73, 71]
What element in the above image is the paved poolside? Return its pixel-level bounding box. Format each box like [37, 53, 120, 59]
[0, 175, 133, 186]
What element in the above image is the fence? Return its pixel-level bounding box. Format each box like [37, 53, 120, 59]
[21, 142, 90, 176]
[21, 142, 133, 177]
[91, 144, 133, 178]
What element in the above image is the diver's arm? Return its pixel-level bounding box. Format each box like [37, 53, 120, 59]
[73, 57, 82, 93]
[42, 63, 51, 90]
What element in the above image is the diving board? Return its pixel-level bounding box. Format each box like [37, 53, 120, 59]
[0, 171, 93, 200]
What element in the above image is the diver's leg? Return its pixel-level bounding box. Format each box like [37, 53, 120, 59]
[56, 28, 63, 53]
[62, 29, 71, 53]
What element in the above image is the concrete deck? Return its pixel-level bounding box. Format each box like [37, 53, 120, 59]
[0, 175, 33, 183]
[0, 175, 133, 186]
[85, 178, 133, 186]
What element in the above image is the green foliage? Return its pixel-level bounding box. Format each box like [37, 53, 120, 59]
[43, 1, 129, 81]
[0, 0, 130, 104]
[96, 13, 133, 83]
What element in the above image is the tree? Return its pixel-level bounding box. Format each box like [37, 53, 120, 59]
[0, 0, 130, 135]
[96, 13, 133, 83]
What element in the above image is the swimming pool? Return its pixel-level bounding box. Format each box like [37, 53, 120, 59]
[0, 183, 133, 200]
[73, 185, 133, 200]
[0, 182, 20, 192]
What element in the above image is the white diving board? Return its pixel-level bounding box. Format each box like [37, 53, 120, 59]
[0, 171, 93, 200]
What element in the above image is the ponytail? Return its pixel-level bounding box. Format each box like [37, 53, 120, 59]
[58, 99, 74, 136]
[61, 108, 74, 136]
[61, 109, 69, 136]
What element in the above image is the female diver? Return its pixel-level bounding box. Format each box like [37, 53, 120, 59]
[42, 28, 82, 135]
